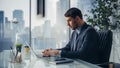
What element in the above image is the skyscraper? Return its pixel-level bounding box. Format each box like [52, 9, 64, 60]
[0, 11, 4, 39]
[4, 17, 12, 38]
[5, 17, 11, 30]
[56, 0, 69, 47]
[13, 10, 24, 32]
[56, 0, 69, 25]
[43, 20, 51, 38]
[0, 11, 4, 23]
[5, 17, 9, 23]
[0, 11, 14, 50]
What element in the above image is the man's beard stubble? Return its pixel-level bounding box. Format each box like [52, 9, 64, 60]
[73, 21, 79, 30]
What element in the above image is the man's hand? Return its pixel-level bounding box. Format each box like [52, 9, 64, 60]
[42, 48, 59, 57]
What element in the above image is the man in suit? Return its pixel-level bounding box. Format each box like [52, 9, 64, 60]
[42, 8, 99, 64]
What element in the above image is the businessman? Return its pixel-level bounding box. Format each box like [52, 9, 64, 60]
[42, 8, 99, 64]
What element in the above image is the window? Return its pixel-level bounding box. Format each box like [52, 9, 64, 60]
[31, 0, 70, 49]
[0, 0, 30, 50]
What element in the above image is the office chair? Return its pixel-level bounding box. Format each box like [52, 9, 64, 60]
[97, 30, 113, 68]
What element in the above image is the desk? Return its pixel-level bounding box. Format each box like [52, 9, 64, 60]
[0, 50, 101, 68]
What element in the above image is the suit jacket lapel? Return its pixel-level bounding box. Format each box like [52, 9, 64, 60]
[75, 23, 88, 51]
[76, 23, 88, 42]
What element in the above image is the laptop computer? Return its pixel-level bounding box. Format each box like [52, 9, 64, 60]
[25, 42, 74, 64]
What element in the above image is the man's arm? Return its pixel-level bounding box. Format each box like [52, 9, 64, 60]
[42, 32, 75, 57]
[60, 28, 99, 59]
[57, 31, 75, 51]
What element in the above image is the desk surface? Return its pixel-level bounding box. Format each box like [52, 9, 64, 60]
[0, 50, 101, 68]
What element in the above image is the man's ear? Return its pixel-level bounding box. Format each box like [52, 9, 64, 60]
[75, 16, 80, 21]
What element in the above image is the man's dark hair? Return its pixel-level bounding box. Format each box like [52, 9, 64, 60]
[64, 7, 83, 19]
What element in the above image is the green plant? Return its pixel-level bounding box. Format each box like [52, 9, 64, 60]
[16, 43, 22, 52]
[85, 0, 120, 30]
[16, 43, 22, 47]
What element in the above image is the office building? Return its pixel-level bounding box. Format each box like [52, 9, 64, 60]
[0, 11, 4, 39]
[13, 10, 25, 32]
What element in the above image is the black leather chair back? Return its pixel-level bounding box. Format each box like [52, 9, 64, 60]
[97, 30, 113, 64]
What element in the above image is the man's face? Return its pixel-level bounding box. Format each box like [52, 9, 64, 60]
[66, 17, 79, 30]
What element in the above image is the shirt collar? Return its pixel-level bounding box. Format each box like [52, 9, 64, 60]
[75, 26, 81, 34]
[75, 23, 85, 34]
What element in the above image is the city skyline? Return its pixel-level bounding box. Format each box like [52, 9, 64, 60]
[0, 10, 28, 50]
[0, 7, 67, 50]
[0, 0, 86, 50]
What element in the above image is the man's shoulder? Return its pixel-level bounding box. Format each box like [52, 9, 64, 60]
[84, 24, 95, 31]
[83, 24, 97, 34]
[82, 23, 93, 29]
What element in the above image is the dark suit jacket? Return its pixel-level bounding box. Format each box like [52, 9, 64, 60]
[60, 23, 99, 64]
